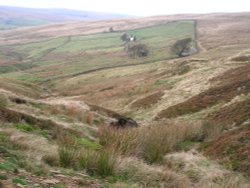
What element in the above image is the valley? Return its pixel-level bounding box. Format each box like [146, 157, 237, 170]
[0, 12, 250, 188]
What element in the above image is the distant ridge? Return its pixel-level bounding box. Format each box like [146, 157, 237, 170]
[0, 6, 131, 29]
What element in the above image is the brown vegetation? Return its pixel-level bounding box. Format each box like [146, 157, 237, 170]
[0, 93, 8, 108]
[1, 12, 250, 187]
[231, 55, 250, 62]
[0, 107, 82, 139]
[202, 124, 250, 177]
[210, 64, 250, 87]
[131, 91, 164, 109]
[156, 65, 250, 119]
[99, 122, 204, 163]
[209, 98, 250, 126]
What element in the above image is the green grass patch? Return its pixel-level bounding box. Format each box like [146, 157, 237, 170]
[0, 72, 41, 83]
[15, 37, 67, 59]
[0, 174, 7, 180]
[0, 161, 17, 172]
[77, 138, 102, 150]
[53, 184, 68, 188]
[12, 176, 28, 186]
[176, 140, 197, 151]
[15, 123, 35, 132]
[14, 123, 48, 138]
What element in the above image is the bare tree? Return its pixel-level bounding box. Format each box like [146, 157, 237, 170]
[109, 27, 114, 32]
[126, 43, 149, 57]
[171, 38, 192, 57]
[121, 33, 128, 41]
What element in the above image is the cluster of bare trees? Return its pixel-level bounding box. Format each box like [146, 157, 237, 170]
[120, 31, 194, 58]
[121, 33, 149, 57]
[171, 38, 194, 57]
[126, 43, 149, 57]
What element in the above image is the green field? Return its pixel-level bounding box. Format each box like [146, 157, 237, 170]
[0, 21, 195, 83]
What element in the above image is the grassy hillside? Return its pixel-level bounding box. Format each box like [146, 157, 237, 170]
[0, 21, 195, 83]
[0, 13, 250, 187]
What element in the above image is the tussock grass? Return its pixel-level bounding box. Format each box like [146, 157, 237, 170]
[58, 146, 79, 168]
[99, 122, 204, 163]
[0, 131, 48, 176]
[58, 146, 116, 177]
[115, 157, 190, 188]
[0, 131, 28, 151]
[57, 133, 116, 177]
[0, 93, 9, 108]
[78, 150, 116, 177]
[200, 174, 250, 188]
[201, 121, 225, 140]
[42, 154, 59, 167]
